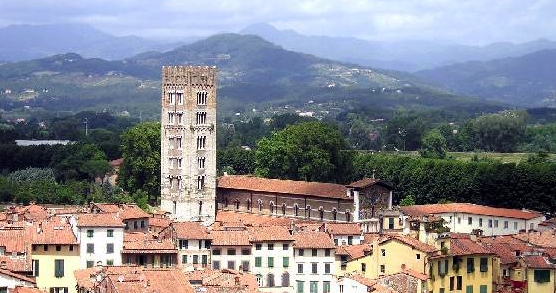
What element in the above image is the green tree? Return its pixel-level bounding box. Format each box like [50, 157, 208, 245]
[51, 143, 111, 183]
[470, 110, 527, 152]
[118, 121, 160, 204]
[420, 129, 447, 159]
[255, 121, 351, 183]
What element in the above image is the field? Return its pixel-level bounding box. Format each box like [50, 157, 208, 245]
[382, 151, 556, 164]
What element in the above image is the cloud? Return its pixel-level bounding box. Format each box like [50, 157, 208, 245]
[0, 0, 555, 44]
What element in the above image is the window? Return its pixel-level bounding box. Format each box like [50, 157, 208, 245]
[86, 244, 94, 253]
[504, 221, 508, 229]
[212, 261, 220, 270]
[257, 274, 263, 288]
[388, 217, 394, 229]
[488, 219, 493, 228]
[268, 257, 274, 268]
[416, 253, 421, 260]
[468, 217, 473, 225]
[87, 230, 94, 237]
[197, 175, 205, 189]
[198, 157, 206, 169]
[268, 243, 274, 250]
[255, 257, 262, 267]
[457, 276, 463, 290]
[466, 285, 473, 293]
[283, 243, 289, 250]
[480, 257, 488, 272]
[324, 263, 331, 274]
[467, 258, 475, 273]
[311, 262, 318, 274]
[50, 288, 69, 293]
[298, 263, 303, 274]
[479, 218, 483, 227]
[177, 137, 182, 149]
[310, 281, 318, 293]
[86, 261, 94, 268]
[168, 112, 174, 124]
[69, 245, 73, 251]
[381, 249, 386, 256]
[494, 220, 498, 228]
[107, 229, 113, 237]
[267, 274, 275, 287]
[168, 93, 175, 105]
[197, 136, 206, 150]
[325, 249, 331, 257]
[241, 248, 250, 255]
[457, 217, 461, 224]
[534, 269, 551, 283]
[182, 255, 188, 264]
[348, 236, 353, 245]
[440, 289, 445, 293]
[106, 259, 114, 266]
[241, 261, 249, 272]
[283, 257, 290, 268]
[361, 263, 366, 272]
[323, 281, 331, 293]
[179, 240, 189, 250]
[255, 243, 262, 250]
[227, 261, 235, 269]
[479, 285, 488, 293]
[380, 265, 385, 273]
[281, 272, 290, 287]
[32, 259, 39, 276]
[56, 245, 61, 251]
[106, 243, 114, 254]
[54, 259, 64, 278]
[299, 249, 304, 256]
[312, 249, 317, 257]
[193, 255, 199, 264]
[196, 112, 207, 124]
[227, 249, 236, 255]
[197, 91, 208, 105]
[134, 221, 138, 229]
[438, 259, 448, 276]
[332, 209, 337, 221]
[450, 277, 455, 291]
[514, 222, 518, 230]
[297, 281, 304, 293]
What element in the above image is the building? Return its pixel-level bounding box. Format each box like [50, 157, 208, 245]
[69, 213, 125, 268]
[160, 66, 217, 225]
[210, 230, 252, 273]
[0, 269, 36, 292]
[400, 203, 545, 236]
[292, 231, 337, 293]
[121, 232, 177, 268]
[158, 221, 212, 269]
[325, 223, 363, 246]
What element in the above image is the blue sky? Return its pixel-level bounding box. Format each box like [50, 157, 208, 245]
[1, 0, 555, 45]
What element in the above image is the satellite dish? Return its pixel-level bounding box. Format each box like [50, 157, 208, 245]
[118, 275, 124, 282]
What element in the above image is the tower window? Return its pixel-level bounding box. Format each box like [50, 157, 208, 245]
[196, 112, 207, 124]
[197, 91, 207, 105]
[198, 157, 206, 169]
[167, 113, 174, 124]
[168, 93, 175, 105]
[177, 93, 183, 104]
[197, 176, 205, 189]
[197, 136, 206, 150]
[176, 137, 182, 149]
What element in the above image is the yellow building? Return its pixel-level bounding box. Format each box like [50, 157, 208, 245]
[31, 220, 80, 293]
[518, 255, 556, 293]
[428, 235, 496, 293]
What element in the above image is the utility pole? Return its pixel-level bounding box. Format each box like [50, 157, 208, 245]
[84, 118, 88, 136]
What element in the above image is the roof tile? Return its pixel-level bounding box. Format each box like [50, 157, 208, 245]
[400, 203, 543, 220]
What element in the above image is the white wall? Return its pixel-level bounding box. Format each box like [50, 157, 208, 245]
[77, 226, 124, 268]
[294, 248, 338, 293]
[441, 212, 545, 236]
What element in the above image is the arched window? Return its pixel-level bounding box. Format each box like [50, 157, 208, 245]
[246, 199, 251, 211]
[332, 208, 337, 221]
[281, 203, 286, 216]
[281, 271, 290, 287]
[306, 206, 311, 219]
[256, 274, 263, 287]
[267, 273, 275, 287]
[319, 207, 324, 221]
[234, 199, 240, 210]
[257, 199, 263, 212]
[294, 204, 299, 217]
[269, 202, 275, 214]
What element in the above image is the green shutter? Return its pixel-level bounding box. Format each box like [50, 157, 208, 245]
[466, 285, 473, 293]
[255, 257, 262, 267]
[268, 257, 274, 268]
[479, 285, 487, 293]
[283, 257, 289, 267]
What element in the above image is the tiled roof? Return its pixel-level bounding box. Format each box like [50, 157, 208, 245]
[31, 220, 77, 245]
[172, 222, 210, 240]
[11, 287, 46, 293]
[522, 255, 556, 269]
[338, 244, 372, 259]
[381, 234, 438, 253]
[0, 255, 30, 272]
[347, 178, 392, 189]
[0, 228, 29, 253]
[400, 203, 543, 220]
[326, 223, 361, 235]
[513, 230, 556, 248]
[479, 235, 535, 265]
[449, 238, 492, 256]
[293, 231, 335, 249]
[0, 268, 35, 283]
[92, 203, 121, 213]
[402, 269, 428, 281]
[108, 268, 194, 293]
[75, 213, 125, 227]
[185, 269, 259, 292]
[345, 273, 379, 288]
[248, 226, 293, 242]
[149, 217, 172, 228]
[91, 203, 149, 219]
[122, 232, 176, 253]
[210, 230, 251, 246]
[218, 175, 349, 200]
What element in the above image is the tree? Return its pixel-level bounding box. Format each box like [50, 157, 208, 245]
[255, 121, 352, 183]
[118, 121, 160, 204]
[420, 129, 447, 159]
[51, 143, 111, 183]
[470, 110, 527, 152]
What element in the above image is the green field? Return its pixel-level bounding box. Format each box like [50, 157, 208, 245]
[379, 151, 556, 164]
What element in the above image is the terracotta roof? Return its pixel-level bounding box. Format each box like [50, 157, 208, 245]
[400, 203, 543, 220]
[172, 222, 210, 240]
[149, 217, 172, 228]
[0, 228, 29, 253]
[380, 234, 438, 253]
[522, 255, 556, 269]
[210, 230, 251, 246]
[347, 178, 392, 189]
[449, 238, 492, 256]
[4, 204, 49, 222]
[293, 231, 335, 249]
[12, 287, 46, 293]
[218, 175, 349, 200]
[108, 268, 194, 293]
[122, 232, 176, 253]
[0, 255, 30, 272]
[0, 268, 35, 283]
[248, 226, 294, 242]
[185, 269, 259, 292]
[402, 269, 429, 281]
[326, 223, 361, 235]
[31, 220, 77, 245]
[479, 235, 535, 265]
[345, 273, 379, 288]
[118, 204, 150, 220]
[92, 203, 121, 213]
[75, 213, 125, 227]
[513, 230, 556, 248]
[338, 244, 372, 259]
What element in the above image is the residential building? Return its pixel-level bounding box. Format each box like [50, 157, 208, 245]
[249, 226, 294, 291]
[121, 232, 177, 268]
[293, 231, 337, 293]
[0, 269, 36, 292]
[400, 203, 545, 236]
[325, 223, 362, 246]
[89, 203, 149, 232]
[31, 220, 80, 293]
[210, 230, 252, 272]
[158, 221, 211, 269]
[519, 254, 556, 293]
[160, 66, 217, 225]
[70, 213, 125, 268]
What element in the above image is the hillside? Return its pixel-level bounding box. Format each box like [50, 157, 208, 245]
[415, 49, 556, 107]
[0, 33, 507, 119]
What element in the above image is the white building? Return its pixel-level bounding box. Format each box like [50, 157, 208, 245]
[158, 221, 212, 269]
[160, 66, 217, 225]
[0, 269, 36, 291]
[249, 226, 294, 291]
[325, 223, 363, 246]
[292, 231, 337, 293]
[209, 230, 252, 273]
[70, 213, 125, 268]
[400, 203, 545, 236]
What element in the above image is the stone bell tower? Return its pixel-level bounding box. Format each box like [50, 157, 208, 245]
[160, 66, 217, 225]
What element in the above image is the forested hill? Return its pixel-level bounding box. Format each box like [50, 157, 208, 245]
[0, 33, 506, 118]
[415, 49, 556, 107]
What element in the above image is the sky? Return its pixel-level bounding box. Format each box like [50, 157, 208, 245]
[1, 0, 555, 45]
